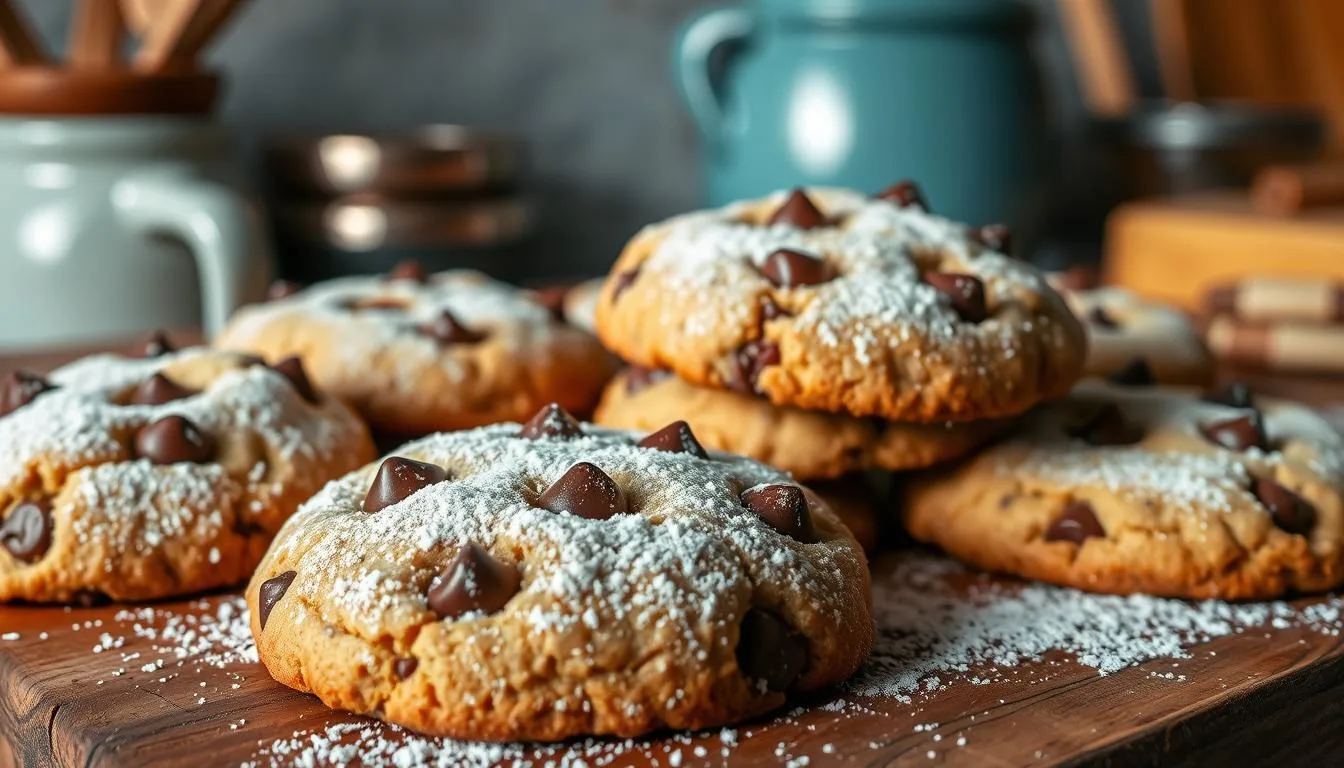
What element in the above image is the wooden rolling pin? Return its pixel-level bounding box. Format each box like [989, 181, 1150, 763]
[1207, 315, 1344, 375]
[1206, 277, 1344, 324]
[1252, 163, 1344, 216]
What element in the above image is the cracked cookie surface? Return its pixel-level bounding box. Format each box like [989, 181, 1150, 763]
[595, 367, 1005, 480]
[594, 187, 1085, 422]
[217, 266, 616, 435]
[247, 406, 873, 741]
[0, 345, 375, 603]
[902, 381, 1344, 599]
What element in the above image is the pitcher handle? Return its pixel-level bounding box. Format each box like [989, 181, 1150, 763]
[112, 166, 273, 339]
[673, 4, 755, 154]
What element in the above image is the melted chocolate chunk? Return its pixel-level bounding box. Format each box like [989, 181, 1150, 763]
[426, 545, 521, 619]
[537, 462, 628, 520]
[767, 188, 829, 230]
[0, 371, 55, 417]
[742, 484, 817, 543]
[1204, 381, 1254, 409]
[923, 272, 988, 323]
[364, 456, 449, 514]
[271, 356, 320, 404]
[1107, 358, 1156, 387]
[1044, 501, 1105, 544]
[611, 268, 641, 302]
[518, 403, 583, 440]
[1252, 478, 1316, 535]
[71, 590, 110, 608]
[623, 367, 671, 396]
[421, 309, 486, 345]
[393, 657, 419, 679]
[258, 571, 297, 631]
[638, 421, 708, 458]
[759, 248, 834, 288]
[1, 499, 52, 563]
[1087, 306, 1120, 330]
[267, 280, 304, 301]
[1068, 403, 1143, 446]
[532, 285, 570, 322]
[134, 415, 215, 464]
[140, 331, 175, 358]
[1201, 411, 1269, 452]
[387, 259, 428, 283]
[971, 223, 1013, 255]
[876, 179, 928, 210]
[727, 340, 781, 394]
[736, 608, 808, 692]
[128, 373, 197, 406]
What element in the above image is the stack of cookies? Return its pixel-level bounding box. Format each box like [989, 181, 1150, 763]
[590, 185, 1088, 546]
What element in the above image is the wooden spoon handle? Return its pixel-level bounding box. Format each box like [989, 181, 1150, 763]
[133, 0, 242, 72]
[0, 0, 50, 68]
[70, 0, 125, 70]
[1056, 0, 1136, 116]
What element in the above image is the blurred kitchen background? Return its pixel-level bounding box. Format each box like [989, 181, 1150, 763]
[2, 0, 1343, 369]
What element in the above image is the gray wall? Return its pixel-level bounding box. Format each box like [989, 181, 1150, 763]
[24, 0, 1101, 278]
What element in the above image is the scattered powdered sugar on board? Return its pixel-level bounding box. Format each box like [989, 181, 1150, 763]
[237, 552, 1344, 767]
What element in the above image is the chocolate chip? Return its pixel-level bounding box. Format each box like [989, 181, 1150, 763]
[1068, 404, 1143, 446]
[1201, 411, 1269, 452]
[394, 657, 419, 679]
[267, 280, 304, 301]
[71, 589, 110, 608]
[971, 223, 1013, 255]
[759, 296, 788, 321]
[134, 415, 215, 465]
[611, 268, 640, 302]
[271, 356, 319, 404]
[1204, 381, 1254, 409]
[1108, 358, 1155, 387]
[767, 188, 829, 229]
[1, 499, 52, 563]
[1044, 501, 1105, 544]
[537, 462, 628, 520]
[1056, 266, 1099, 291]
[532, 285, 570, 322]
[759, 248, 834, 288]
[387, 259, 427, 283]
[736, 608, 808, 692]
[421, 309, 486, 345]
[638, 421, 708, 458]
[1087, 306, 1120, 330]
[623, 367, 671, 396]
[742, 484, 817, 543]
[140, 331, 175, 358]
[128, 373, 197, 406]
[364, 456, 449, 514]
[876, 180, 928, 210]
[727, 340, 781, 394]
[519, 403, 583, 440]
[923, 272, 988, 323]
[426, 544, 521, 619]
[258, 571, 297, 631]
[1253, 478, 1316, 535]
[0, 371, 54, 417]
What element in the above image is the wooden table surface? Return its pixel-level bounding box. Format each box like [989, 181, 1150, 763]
[2, 335, 1344, 768]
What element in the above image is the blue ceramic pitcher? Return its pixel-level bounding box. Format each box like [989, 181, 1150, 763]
[675, 0, 1046, 227]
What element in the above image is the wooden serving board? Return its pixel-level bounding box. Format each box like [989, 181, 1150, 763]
[3, 553, 1344, 768]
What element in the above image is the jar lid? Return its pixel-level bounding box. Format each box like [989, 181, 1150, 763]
[0, 68, 219, 115]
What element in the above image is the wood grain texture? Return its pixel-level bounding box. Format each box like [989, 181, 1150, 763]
[1, 564, 1343, 767]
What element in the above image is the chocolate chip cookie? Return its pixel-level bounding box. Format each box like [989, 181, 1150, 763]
[0, 342, 375, 603]
[216, 264, 616, 435]
[594, 186, 1085, 422]
[903, 381, 1344, 599]
[248, 405, 873, 740]
[1054, 282, 1213, 387]
[594, 367, 1005, 480]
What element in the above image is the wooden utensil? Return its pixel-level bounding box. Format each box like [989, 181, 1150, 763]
[0, 0, 49, 68]
[1149, 0, 1196, 102]
[121, 0, 173, 36]
[69, 0, 125, 70]
[133, 0, 243, 73]
[1055, 0, 1135, 116]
